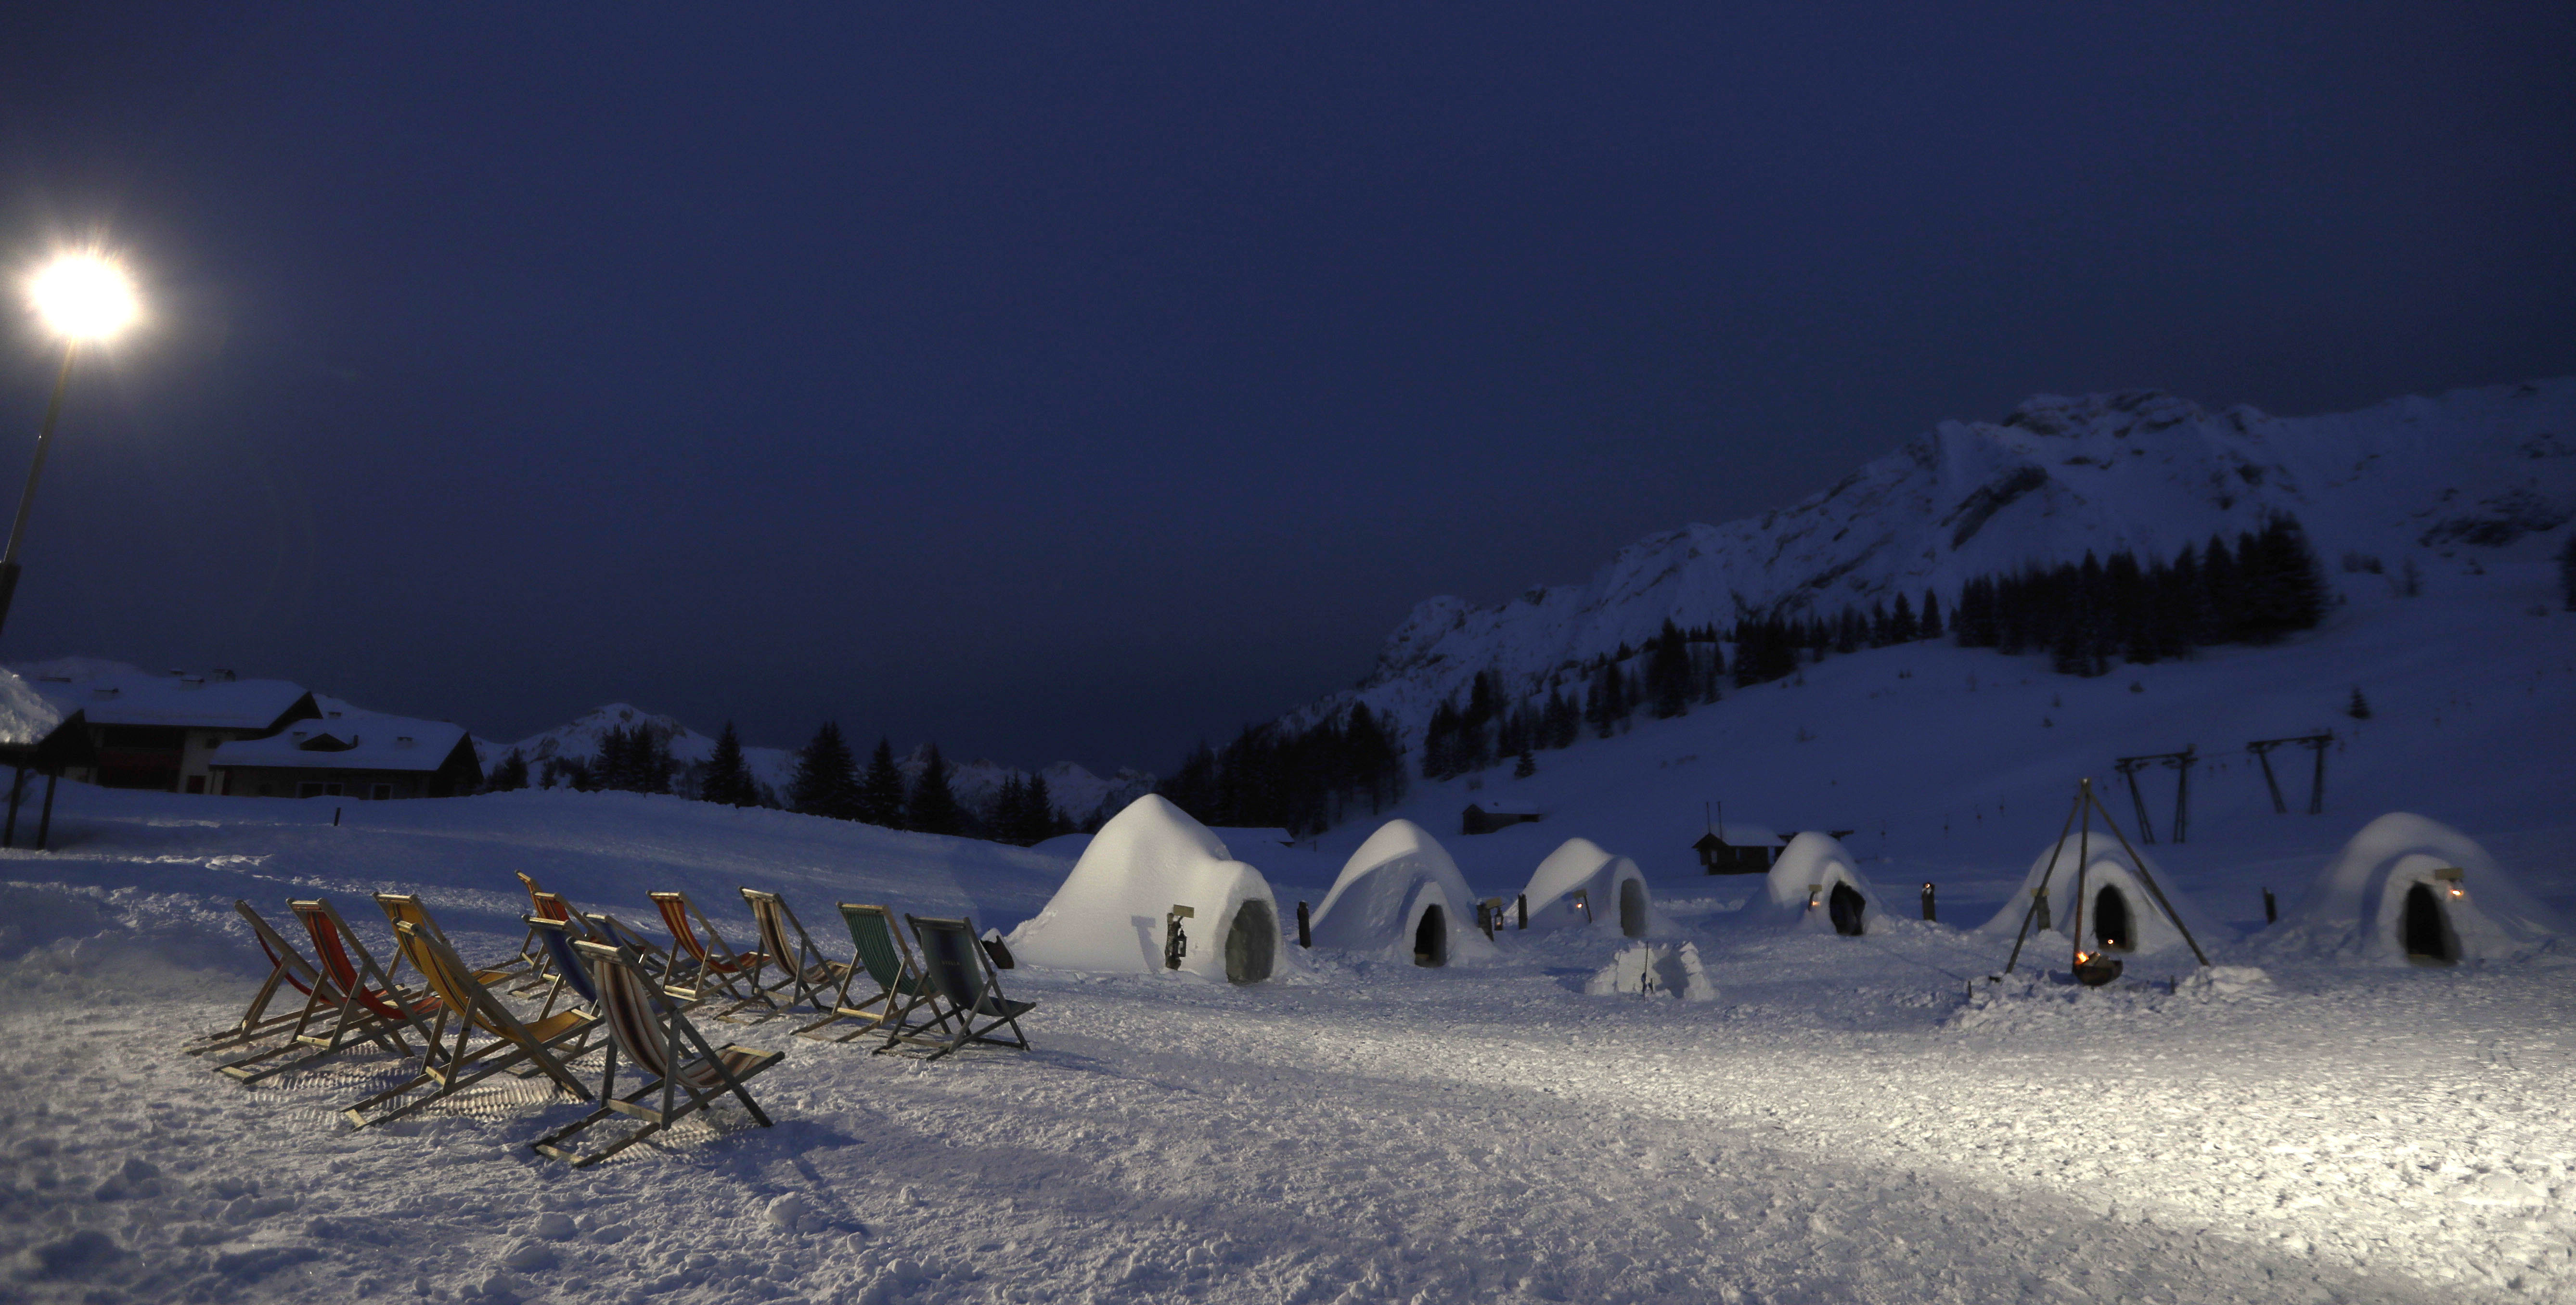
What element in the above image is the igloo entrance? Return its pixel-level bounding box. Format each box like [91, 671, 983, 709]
[1412, 904, 1448, 967]
[2092, 885, 2134, 952]
[1225, 900, 1278, 984]
[2401, 883, 2456, 964]
[1619, 878, 1647, 938]
[1827, 883, 1866, 936]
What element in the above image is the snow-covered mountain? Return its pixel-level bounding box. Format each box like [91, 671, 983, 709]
[487, 705, 1152, 822]
[1305, 379, 2576, 739]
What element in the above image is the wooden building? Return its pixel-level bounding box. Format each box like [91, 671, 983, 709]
[26, 668, 320, 793]
[208, 718, 482, 800]
[1461, 802, 1544, 835]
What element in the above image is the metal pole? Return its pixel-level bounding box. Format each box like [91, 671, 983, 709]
[2252, 744, 2286, 814]
[2120, 761, 2155, 844]
[2085, 785, 2209, 967]
[2069, 780, 2093, 966]
[2307, 737, 2327, 816]
[0, 342, 80, 641]
[2172, 752, 2193, 843]
[35, 770, 58, 850]
[1, 764, 22, 847]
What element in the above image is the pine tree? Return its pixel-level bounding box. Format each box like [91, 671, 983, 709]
[699, 722, 755, 806]
[858, 737, 907, 828]
[2563, 532, 2576, 611]
[1649, 619, 1693, 718]
[1919, 590, 1942, 640]
[1022, 771, 1061, 843]
[788, 721, 862, 819]
[2345, 687, 2372, 720]
[991, 774, 1028, 844]
[1890, 594, 1917, 643]
[906, 742, 965, 836]
[488, 748, 529, 792]
[1513, 748, 1536, 778]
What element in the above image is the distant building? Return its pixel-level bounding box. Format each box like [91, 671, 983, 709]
[26, 668, 320, 793]
[1461, 802, 1543, 836]
[209, 718, 482, 799]
[1691, 824, 1858, 874]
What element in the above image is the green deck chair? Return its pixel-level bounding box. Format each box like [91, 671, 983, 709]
[795, 903, 944, 1045]
[876, 914, 1035, 1063]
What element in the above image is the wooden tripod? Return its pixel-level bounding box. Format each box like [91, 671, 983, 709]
[2001, 777, 2210, 976]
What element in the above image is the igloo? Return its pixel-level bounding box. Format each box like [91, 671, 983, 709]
[1310, 820, 1497, 966]
[1519, 838, 1652, 937]
[1977, 831, 2223, 959]
[1729, 832, 1885, 936]
[1005, 795, 1292, 983]
[2267, 813, 2564, 965]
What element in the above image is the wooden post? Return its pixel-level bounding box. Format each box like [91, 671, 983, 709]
[1515, 894, 1527, 930]
[1919, 883, 1936, 921]
[2250, 742, 2287, 814]
[35, 770, 57, 850]
[1, 764, 23, 848]
[2306, 735, 2328, 815]
[1295, 901, 1311, 948]
[2263, 888, 2277, 924]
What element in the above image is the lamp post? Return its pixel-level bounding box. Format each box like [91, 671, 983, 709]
[1, 253, 139, 640]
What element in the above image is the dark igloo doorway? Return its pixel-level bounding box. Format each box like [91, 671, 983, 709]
[1618, 879, 1647, 938]
[1224, 900, 1278, 984]
[2401, 883, 2456, 964]
[1412, 905, 1447, 967]
[2092, 885, 2134, 952]
[1827, 883, 1866, 936]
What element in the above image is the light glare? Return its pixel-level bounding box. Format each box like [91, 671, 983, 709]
[28, 254, 139, 341]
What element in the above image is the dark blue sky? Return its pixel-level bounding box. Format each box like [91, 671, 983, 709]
[3, 6, 2572, 771]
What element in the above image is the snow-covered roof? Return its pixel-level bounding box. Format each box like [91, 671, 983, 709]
[20, 663, 312, 732]
[208, 716, 474, 774]
[1006, 795, 1297, 982]
[1311, 819, 1498, 963]
[2265, 813, 2564, 965]
[1703, 822, 1784, 847]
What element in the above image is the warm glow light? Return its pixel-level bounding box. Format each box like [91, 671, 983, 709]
[27, 254, 139, 341]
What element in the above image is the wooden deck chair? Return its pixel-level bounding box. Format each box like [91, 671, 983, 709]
[650, 890, 774, 1021]
[186, 901, 331, 1057]
[526, 886, 673, 982]
[529, 936, 782, 1167]
[344, 920, 599, 1128]
[217, 899, 440, 1085]
[374, 893, 531, 992]
[739, 888, 845, 1011]
[796, 903, 944, 1045]
[877, 915, 1035, 1062]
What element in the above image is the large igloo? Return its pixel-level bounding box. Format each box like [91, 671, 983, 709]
[1728, 832, 1886, 936]
[1976, 832, 2226, 959]
[2266, 812, 2564, 965]
[1519, 838, 1652, 937]
[1005, 795, 1293, 983]
[1310, 819, 1498, 966]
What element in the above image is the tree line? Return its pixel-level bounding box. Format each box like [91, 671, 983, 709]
[1153, 703, 1407, 837]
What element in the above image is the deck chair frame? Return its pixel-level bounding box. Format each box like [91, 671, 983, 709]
[344, 920, 599, 1128]
[530, 937, 782, 1167]
[219, 898, 439, 1085]
[374, 892, 536, 998]
[739, 888, 846, 1011]
[650, 890, 775, 1022]
[188, 901, 330, 1057]
[797, 902, 947, 1045]
[877, 914, 1036, 1062]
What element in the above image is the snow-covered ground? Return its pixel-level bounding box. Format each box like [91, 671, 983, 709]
[1, 554, 2570, 1302]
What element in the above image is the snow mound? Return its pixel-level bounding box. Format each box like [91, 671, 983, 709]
[1726, 832, 1886, 936]
[1309, 820, 1497, 966]
[1583, 941, 1716, 1001]
[1519, 838, 1652, 937]
[1976, 831, 2230, 960]
[1005, 794, 1295, 983]
[0, 667, 68, 747]
[2262, 812, 2565, 965]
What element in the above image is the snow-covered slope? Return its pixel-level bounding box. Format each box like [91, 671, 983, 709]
[1314, 379, 2576, 738]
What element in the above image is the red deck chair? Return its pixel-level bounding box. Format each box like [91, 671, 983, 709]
[650, 890, 774, 1022]
[218, 899, 445, 1085]
[189, 901, 336, 1060]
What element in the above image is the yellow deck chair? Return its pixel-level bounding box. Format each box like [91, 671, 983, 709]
[344, 920, 599, 1128]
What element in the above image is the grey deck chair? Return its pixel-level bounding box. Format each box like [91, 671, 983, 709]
[877, 914, 1035, 1062]
[796, 903, 945, 1045]
[530, 936, 783, 1167]
[740, 888, 846, 1011]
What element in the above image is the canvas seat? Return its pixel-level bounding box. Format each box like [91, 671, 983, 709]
[514, 875, 673, 989]
[530, 936, 783, 1167]
[795, 903, 943, 1045]
[651, 890, 775, 1021]
[187, 901, 334, 1058]
[374, 893, 534, 994]
[218, 899, 441, 1085]
[343, 920, 599, 1128]
[876, 914, 1035, 1062]
[739, 888, 846, 1011]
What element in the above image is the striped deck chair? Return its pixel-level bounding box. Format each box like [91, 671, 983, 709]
[344, 920, 599, 1128]
[218, 899, 440, 1085]
[739, 888, 845, 1011]
[186, 901, 331, 1057]
[876, 914, 1035, 1063]
[650, 890, 774, 1022]
[796, 903, 943, 1045]
[527, 886, 673, 983]
[374, 893, 532, 993]
[530, 937, 783, 1167]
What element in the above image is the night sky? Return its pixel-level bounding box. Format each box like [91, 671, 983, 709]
[3, 6, 2572, 772]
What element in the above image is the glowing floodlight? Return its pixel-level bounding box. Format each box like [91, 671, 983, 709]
[27, 254, 139, 341]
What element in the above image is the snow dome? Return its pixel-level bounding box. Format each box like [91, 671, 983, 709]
[1729, 832, 1885, 936]
[1519, 838, 1652, 937]
[1309, 819, 1497, 967]
[1006, 795, 1293, 983]
[1976, 832, 2224, 959]
[2267, 812, 2564, 965]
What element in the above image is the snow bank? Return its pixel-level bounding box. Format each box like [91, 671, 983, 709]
[1583, 941, 1716, 1000]
[1309, 820, 1497, 966]
[1005, 795, 1295, 983]
[1726, 832, 1885, 936]
[1975, 832, 2228, 959]
[0, 666, 68, 747]
[1518, 838, 1652, 937]
[2263, 812, 2565, 965]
